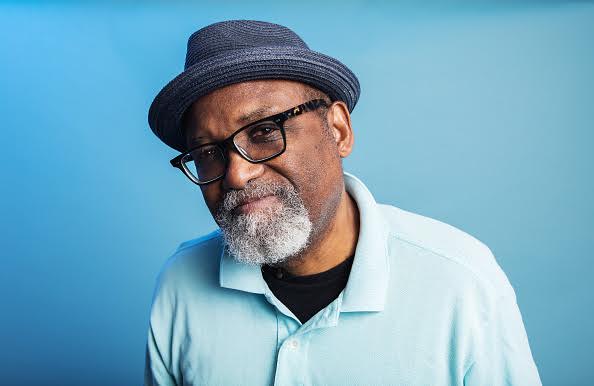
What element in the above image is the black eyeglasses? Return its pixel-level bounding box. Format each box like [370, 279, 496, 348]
[170, 99, 328, 185]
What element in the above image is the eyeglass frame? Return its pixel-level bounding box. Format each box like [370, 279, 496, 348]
[170, 98, 329, 185]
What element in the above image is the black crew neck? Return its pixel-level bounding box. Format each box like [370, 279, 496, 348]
[262, 255, 354, 283]
[261, 256, 355, 323]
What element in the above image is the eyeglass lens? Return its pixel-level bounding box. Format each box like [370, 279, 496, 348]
[181, 120, 285, 183]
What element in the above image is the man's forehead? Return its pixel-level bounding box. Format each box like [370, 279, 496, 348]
[184, 80, 308, 139]
[193, 80, 307, 112]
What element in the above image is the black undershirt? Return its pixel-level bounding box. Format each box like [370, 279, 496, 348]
[261, 256, 355, 324]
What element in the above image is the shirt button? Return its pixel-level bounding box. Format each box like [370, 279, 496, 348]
[275, 268, 284, 279]
[287, 339, 299, 350]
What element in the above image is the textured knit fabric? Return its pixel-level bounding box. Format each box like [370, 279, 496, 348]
[261, 255, 355, 324]
[145, 173, 542, 386]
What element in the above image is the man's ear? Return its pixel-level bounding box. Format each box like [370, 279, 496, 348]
[326, 101, 354, 158]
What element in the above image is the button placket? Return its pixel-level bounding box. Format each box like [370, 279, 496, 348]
[273, 334, 311, 386]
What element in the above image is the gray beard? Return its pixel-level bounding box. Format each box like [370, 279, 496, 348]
[215, 181, 312, 265]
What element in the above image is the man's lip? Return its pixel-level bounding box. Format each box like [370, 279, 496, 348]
[237, 194, 273, 206]
[233, 194, 277, 213]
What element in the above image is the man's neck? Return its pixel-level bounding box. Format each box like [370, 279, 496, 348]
[280, 189, 360, 277]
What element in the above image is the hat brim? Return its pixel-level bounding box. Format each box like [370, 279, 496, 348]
[148, 46, 360, 152]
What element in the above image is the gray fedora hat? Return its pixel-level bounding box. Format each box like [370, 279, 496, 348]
[148, 20, 360, 152]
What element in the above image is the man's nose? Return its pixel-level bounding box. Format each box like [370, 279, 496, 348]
[222, 149, 265, 190]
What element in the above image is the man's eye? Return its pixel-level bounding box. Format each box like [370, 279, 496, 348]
[192, 147, 218, 161]
[259, 127, 273, 135]
[248, 123, 281, 142]
[251, 124, 276, 136]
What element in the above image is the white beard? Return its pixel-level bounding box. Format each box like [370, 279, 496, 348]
[215, 181, 312, 265]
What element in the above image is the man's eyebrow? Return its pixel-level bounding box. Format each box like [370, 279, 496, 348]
[237, 105, 276, 124]
[186, 105, 278, 146]
[187, 135, 205, 147]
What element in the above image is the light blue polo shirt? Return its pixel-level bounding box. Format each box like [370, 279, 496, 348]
[145, 173, 541, 385]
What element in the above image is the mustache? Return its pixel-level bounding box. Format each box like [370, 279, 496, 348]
[216, 181, 294, 214]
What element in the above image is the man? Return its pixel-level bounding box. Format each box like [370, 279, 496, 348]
[145, 20, 541, 385]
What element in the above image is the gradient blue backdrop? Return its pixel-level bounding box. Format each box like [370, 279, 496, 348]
[1, 1, 593, 385]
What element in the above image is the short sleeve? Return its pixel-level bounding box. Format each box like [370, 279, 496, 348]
[144, 322, 177, 386]
[144, 264, 179, 386]
[463, 294, 542, 385]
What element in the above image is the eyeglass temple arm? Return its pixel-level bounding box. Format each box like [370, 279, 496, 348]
[280, 99, 328, 121]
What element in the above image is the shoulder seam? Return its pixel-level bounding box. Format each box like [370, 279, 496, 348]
[388, 231, 497, 294]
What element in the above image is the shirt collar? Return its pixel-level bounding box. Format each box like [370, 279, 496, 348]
[339, 172, 389, 312]
[219, 172, 390, 312]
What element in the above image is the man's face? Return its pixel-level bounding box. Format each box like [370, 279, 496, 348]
[183, 80, 347, 265]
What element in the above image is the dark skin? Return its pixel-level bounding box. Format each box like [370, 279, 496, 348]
[183, 79, 359, 276]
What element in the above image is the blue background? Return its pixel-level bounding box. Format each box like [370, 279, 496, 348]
[1, 1, 592, 385]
